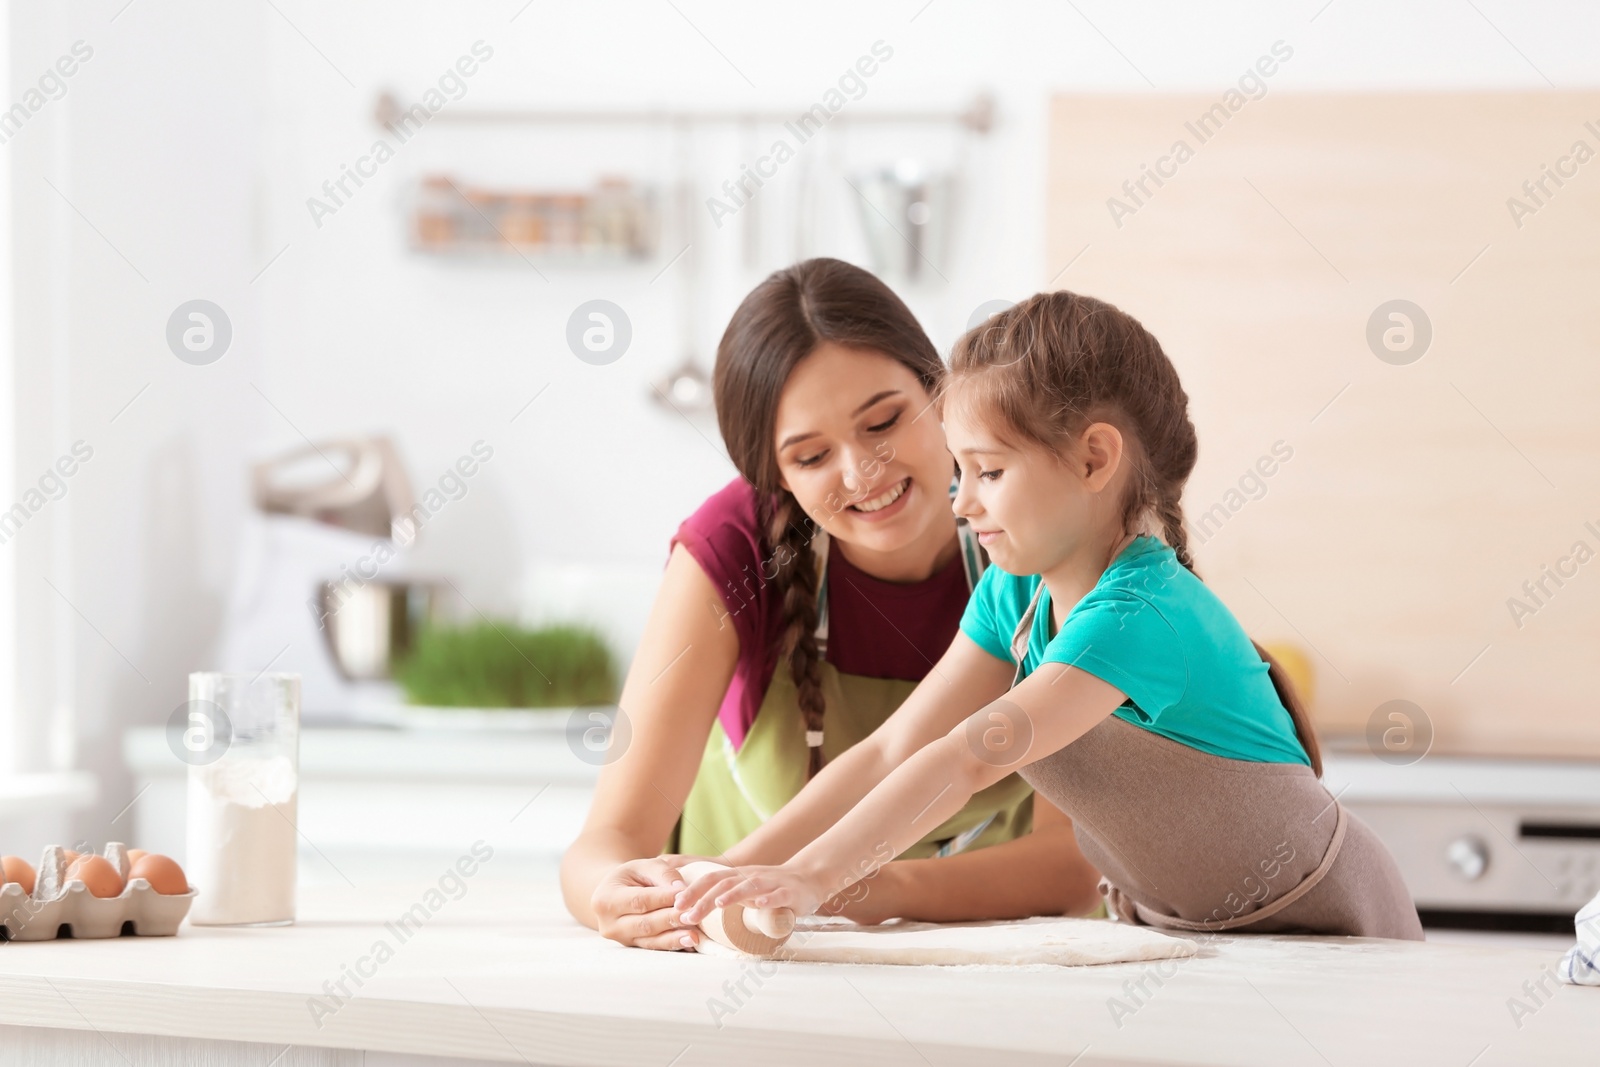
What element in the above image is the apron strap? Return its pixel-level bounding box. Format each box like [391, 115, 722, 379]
[813, 526, 832, 656]
[806, 469, 987, 754]
[1008, 580, 1047, 689]
[1105, 802, 1352, 933]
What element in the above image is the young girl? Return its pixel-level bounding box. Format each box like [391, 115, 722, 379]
[678, 290, 1424, 940]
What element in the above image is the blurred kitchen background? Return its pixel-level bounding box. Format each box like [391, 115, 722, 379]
[0, 1, 1597, 933]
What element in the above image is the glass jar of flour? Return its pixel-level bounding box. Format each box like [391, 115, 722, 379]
[181, 672, 300, 926]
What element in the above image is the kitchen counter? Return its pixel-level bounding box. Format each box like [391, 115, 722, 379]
[1, 878, 1593, 1066]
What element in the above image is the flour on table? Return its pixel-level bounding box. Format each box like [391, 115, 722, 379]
[696, 914, 1196, 967]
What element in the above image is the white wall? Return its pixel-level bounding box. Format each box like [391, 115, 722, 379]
[6, 0, 271, 852]
[3, 0, 1595, 849]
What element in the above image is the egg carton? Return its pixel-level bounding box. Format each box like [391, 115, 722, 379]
[0, 842, 197, 941]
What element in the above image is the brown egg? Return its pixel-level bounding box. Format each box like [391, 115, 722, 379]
[126, 849, 148, 865]
[66, 854, 125, 898]
[127, 853, 188, 896]
[61, 849, 80, 863]
[1, 856, 36, 895]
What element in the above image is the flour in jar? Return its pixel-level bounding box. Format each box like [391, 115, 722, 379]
[185, 754, 298, 925]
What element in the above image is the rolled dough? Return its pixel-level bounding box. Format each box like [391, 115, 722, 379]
[696, 914, 1197, 967]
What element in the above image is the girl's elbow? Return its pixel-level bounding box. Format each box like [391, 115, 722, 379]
[941, 735, 1006, 796]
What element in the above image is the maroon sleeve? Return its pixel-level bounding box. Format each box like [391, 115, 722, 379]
[666, 477, 784, 749]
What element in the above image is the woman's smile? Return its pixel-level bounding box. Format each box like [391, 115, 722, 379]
[847, 476, 912, 522]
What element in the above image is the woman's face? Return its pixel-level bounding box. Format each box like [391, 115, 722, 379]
[773, 342, 954, 555]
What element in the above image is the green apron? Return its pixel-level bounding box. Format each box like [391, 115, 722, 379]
[670, 473, 1035, 859]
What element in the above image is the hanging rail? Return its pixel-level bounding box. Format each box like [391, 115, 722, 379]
[373, 92, 995, 134]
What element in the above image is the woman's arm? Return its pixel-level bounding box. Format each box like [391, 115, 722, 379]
[723, 630, 1018, 867]
[828, 794, 1103, 923]
[678, 661, 1128, 921]
[560, 542, 739, 949]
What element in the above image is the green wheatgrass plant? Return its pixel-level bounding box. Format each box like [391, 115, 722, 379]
[394, 621, 618, 709]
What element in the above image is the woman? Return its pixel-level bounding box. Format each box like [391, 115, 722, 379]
[561, 258, 1101, 951]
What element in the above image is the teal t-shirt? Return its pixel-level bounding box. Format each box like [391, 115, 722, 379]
[959, 535, 1310, 766]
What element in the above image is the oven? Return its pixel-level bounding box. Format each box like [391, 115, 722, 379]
[1324, 745, 1600, 931]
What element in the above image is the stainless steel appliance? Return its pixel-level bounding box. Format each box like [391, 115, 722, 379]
[251, 436, 414, 540]
[1325, 744, 1600, 929]
[213, 435, 436, 719]
[316, 579, 441, 682]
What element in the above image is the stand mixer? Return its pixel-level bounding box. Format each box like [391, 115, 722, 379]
[211, 436, 437, 722]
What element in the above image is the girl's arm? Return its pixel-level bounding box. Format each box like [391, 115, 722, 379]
[722, 630, 1018, 867]
[678, 661, 1128, 922]
[828, 794, 1103, 923]
[560, 543, 739, 950]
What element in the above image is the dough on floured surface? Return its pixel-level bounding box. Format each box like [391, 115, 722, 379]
[696, 914, 1196, 967]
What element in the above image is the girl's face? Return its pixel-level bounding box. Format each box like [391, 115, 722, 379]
[773, 342, 954, 554]
[945, 394, 1125, 576]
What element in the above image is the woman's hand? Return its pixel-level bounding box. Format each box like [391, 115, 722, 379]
[590, 858, 701, 951]
[675, 863, 830, 925]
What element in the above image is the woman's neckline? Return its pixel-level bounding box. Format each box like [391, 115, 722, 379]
[829, 529, 967, 593]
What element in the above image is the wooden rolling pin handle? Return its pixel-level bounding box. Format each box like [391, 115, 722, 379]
[679, 861, 797, 955]
[746, 903, 796, 939]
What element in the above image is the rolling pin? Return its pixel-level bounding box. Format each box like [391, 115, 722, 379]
[678, 861, 797, 956]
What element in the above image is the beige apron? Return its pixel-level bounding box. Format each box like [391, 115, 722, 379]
[1006, 577, 1424, 940]
[670, 474, 1036, 860]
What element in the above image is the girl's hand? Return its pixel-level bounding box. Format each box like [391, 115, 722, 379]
[590, 858, 701, 951]
[674, 863, 829, 925]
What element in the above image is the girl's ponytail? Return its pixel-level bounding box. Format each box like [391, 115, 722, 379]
[1253, 641, 1324, 777]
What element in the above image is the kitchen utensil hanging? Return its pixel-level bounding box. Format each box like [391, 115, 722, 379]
[650, 121, 714, 415]
[850, 158, 957, 286]
[741, 119, 761, 272]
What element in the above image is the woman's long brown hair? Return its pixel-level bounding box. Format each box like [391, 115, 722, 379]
[713, 258, 946, 779]
[947, 291, 1323, 776]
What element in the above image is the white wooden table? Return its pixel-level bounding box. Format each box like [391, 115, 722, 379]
[0, 879, 1594, 1066]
